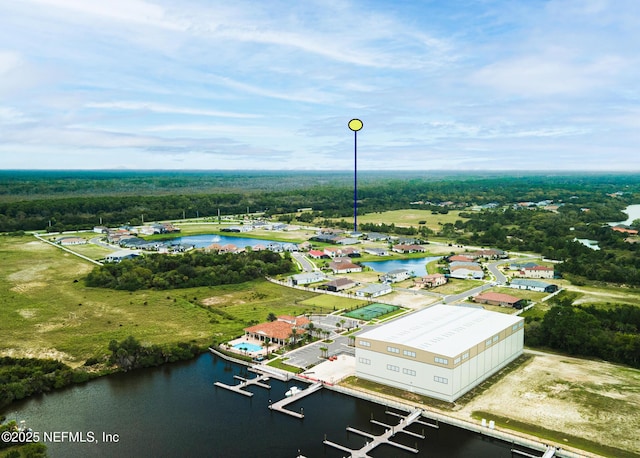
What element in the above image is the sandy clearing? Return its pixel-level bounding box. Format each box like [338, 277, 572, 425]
[454, 352, 640, 455]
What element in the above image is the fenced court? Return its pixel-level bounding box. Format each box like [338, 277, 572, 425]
[344, 303, 399, 321]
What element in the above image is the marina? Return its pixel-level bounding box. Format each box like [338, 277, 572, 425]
[323, 408, 429, 457]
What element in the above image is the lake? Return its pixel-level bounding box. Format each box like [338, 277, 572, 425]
[362, 256, 441, 277]
[4, 354, 529, 458]
[168, 234, 294, 249]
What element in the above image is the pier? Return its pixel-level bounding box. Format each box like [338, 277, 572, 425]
[323, 408, 427, 457]
[268, 382, 323, 419]
[213, 373, 271, 397]
[513, 445, 558, 458]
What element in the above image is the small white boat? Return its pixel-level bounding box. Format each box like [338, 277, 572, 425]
[285, 386, 302, 397]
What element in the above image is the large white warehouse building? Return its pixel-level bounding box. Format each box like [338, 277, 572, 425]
[355, 304, 524, 402]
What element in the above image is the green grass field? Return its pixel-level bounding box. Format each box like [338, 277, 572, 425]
[432, 278, 484, 295]
[298, 294, 366, 311]
[0, 235, 320, 366]
[346, 209, 469, 232]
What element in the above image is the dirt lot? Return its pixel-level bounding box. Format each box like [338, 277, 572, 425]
[454, 351, 640, 457]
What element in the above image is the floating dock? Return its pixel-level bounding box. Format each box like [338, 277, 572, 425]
[268, 382, 323, 419]
[213, 373, 271, 397]
[323, 408, 428, 458]
[512, 445, 558, 458]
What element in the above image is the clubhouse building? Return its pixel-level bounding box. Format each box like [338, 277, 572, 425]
[355, 304, 524, 402]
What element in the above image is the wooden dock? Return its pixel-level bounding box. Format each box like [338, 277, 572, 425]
[323, 409, 426, 458]
[213, 373, 271, 397]
[268, 382, 323, 419]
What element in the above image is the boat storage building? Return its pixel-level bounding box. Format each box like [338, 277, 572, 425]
[355, 304, 524, 402]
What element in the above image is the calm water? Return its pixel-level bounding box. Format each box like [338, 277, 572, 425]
[610, 203, 640, 226]
[169, 234, 290, 249]
[362, 256, 441, 277]
[4, 354, 526, 458]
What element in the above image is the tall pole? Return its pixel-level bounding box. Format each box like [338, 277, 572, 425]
[348, 119, 363, 234]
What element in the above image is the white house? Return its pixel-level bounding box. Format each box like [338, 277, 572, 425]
[381, 269, 411, 283]
[355, 304, 524, 402]
[355, 283, 392, 298]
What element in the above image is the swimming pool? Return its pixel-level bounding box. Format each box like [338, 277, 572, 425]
[233, 342, 263, 353]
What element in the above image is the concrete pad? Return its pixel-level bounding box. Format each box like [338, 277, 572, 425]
[301, 354, 355, 385]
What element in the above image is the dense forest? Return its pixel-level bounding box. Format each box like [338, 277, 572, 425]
[525, 294, 640, 368]
[1, 171, 637, 232]
[2, 171, 639, 286]
[85, 250, 295, 291]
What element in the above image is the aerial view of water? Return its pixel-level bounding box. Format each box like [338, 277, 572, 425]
[169, 234, 291, 249]
[5, 354, 530, 458]
[362, 256, 441, 277]
[609, 204, 640, 226]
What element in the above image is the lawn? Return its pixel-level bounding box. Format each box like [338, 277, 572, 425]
[298, 294, 366, 311]
[348, 209, 469, 232]
[0, 235, 319, 366]
[431, 278, 484, 295]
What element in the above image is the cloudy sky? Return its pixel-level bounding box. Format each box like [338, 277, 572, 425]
[1, 0, 639, 171]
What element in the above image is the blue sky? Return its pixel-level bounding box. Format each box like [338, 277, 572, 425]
[1, 0, 639, 171]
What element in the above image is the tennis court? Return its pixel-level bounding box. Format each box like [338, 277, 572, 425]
[343, 303, 398, 320]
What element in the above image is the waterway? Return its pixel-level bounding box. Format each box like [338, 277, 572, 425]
[4, 354, 527, 458]
[362, 256, 441, 277]
[609, 203, 640, 226]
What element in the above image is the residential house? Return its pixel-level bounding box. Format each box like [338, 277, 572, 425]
[392, 244, 426, 254]
[519, 266, 554, 279]
[324, 278, 356, 292]
[473, 292, 525, 308]
[509, 279, 558, 293]
[612, 225, 639, 236]
[415, 273, 447, 288]
[308, 249, 328, 259]
[365, 232, 389, 241]
[364, 247, 389, 256]
[448, 254, 475, 263]
[105, 250, 141, 263]
[290, 272, 326, 286]
[449, 265, 484, 279]
[329, 259, 362, 274]
[381, 269, 411, 283]
[355, 283, 392, 298]
[323, 247, 359, 258]
[56, 236, 87, 246]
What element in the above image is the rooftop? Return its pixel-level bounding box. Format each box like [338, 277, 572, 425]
[357, 304, 522, 358]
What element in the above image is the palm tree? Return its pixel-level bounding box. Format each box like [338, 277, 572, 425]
[290, 327, 298, 346]
[319, 346, 329, 359]
[264, 337, 271, 355]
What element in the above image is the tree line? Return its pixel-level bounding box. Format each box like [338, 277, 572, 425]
[107, 336, 200, 371]
[525, 294, 640, 368]
[0, 357, 90, 411]
[2, 172, 638, 232]
[85, 250, 295, 291]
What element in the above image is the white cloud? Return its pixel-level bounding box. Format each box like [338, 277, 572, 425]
[85, 101, 261, 119]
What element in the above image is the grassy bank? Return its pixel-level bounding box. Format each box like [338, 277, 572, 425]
[0, 235, 320, 366]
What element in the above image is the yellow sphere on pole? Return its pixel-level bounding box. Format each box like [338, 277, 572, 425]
[348, 119, 363, 131]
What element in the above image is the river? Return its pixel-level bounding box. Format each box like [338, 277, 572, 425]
[609, 203, 640, 226]
[4, 354, 529, 458]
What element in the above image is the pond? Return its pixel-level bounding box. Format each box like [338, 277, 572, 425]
[362, 256, 441, 277]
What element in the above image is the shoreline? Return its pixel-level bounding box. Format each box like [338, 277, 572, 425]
[207, 347, 597, 458]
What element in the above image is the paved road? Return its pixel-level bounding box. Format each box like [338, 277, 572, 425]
[486, 260, 508, 284]
[292, 252, 315, 272]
